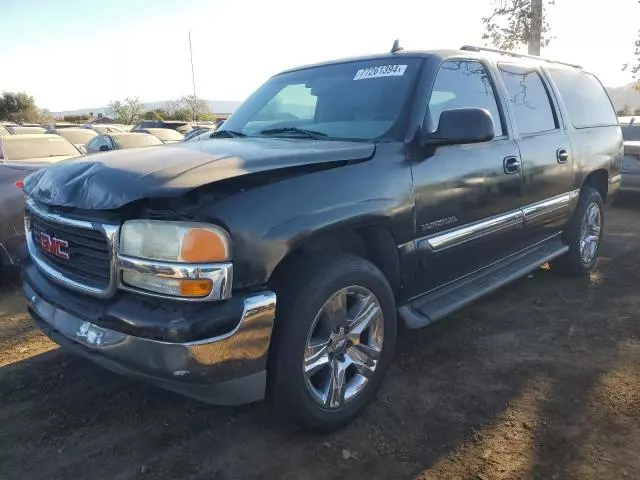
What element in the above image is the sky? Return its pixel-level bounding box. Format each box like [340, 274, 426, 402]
[1, 0, 638, 111]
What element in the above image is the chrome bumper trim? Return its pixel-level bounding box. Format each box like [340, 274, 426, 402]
[117, 255, 233, 301]
[26, 283, 277, 403]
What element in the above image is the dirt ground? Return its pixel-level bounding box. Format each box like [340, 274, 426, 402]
[1, 203, 639, 480]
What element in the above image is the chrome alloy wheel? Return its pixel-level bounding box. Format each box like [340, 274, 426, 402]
[579, 202, 602, 264]
[303, 286, 384, 409]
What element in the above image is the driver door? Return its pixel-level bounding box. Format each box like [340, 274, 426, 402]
[411, 59, 525, 291]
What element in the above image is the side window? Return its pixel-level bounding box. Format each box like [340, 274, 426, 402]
[498, 64, 557, 135]
[548, 69, 617, 128]
[87, 137, 99, 149]
[428, 60, 504, 136]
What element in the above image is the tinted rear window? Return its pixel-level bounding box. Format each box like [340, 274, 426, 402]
[549, 69, 617, 128]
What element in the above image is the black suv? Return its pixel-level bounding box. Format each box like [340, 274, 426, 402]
[21, 46, 622, 430]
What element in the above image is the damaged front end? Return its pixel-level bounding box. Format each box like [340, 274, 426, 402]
[21, 137, 373, 405]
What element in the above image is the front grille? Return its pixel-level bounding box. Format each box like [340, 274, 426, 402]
[29, 210, 111, 289]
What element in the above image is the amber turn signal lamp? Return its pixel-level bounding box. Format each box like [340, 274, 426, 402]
[180, 228, 230, 263]
[178, 279, 214, 297]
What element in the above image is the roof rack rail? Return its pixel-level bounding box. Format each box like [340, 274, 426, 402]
[460, 45, 582, 69]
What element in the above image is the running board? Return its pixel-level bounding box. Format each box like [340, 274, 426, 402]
[399, 238, 569, 329]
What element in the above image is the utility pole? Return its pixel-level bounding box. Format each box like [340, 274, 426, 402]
[188, 31, 197, 121]
[529, 0, 543, 56]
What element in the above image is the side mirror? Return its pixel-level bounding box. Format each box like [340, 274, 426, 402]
[425, 107, 495, 146]
[99, 145, 110, 152]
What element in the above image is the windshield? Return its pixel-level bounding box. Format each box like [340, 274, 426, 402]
[223, 58, 420, 141]
[3, 136, 79, 160]
[58, 129, 98, 144]
[114, 134, 164, 149]
[622, 124, 640, 141]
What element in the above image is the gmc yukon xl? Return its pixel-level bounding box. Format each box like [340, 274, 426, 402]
[21, 46, 622, 430]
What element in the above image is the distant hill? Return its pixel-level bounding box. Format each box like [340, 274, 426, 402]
[53, 99, 242, 118]
[606, 82, 640, 112]
[51, 85, 640, 118]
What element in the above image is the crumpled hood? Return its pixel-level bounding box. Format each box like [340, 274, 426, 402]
[23, 137, 375, 210]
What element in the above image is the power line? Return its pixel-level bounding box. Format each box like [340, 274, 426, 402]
[188, 31, 197, 120]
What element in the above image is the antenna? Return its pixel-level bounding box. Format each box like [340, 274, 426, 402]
[390, 39, 403, 53]
[188, 31, 197, 121]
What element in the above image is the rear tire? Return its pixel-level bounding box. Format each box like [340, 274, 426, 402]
[554, 186, 604, 275]
[268, 254, 397, 431]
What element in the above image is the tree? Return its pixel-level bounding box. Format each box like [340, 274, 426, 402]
[0, 92, 40, 123]
[622, 1, 640, 85]
[143, 109, 165, 121]
[164, 99, 183, 118]
[167, 108, 191, 121]
[37, 108, 54, 123]
[63, 114, 90, 122]
[482, 0, 555, 55]
[180, 95, 212, 121]
[108, 97, 144, 124]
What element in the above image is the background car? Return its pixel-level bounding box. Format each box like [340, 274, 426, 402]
[84, 132, 164, 153]
[182, 126, 215, 141]
[619, 116, 640, 193]
[135, 127, 184, 143]
[47, 127, 98, 153]
[81, 124, 126, 134]
[0, 134, 81, 269]
[0, 124, 10, 136]
[6, 126, 47, 135]
[132, 120, 192, 133]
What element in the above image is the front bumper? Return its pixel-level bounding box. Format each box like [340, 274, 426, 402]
[23, 264, 277, 406]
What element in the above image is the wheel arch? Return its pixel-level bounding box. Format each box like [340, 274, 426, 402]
[269, 222, 402, 296]
[582, 169, 609, 201]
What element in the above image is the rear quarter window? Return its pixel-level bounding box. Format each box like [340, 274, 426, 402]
[549, 69, 617, 128]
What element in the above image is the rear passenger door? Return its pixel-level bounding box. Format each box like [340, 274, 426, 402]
[498, 64, 573, 239]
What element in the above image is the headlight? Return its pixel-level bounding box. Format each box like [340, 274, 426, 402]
[119, 220, 231, 298]
[120, 220, 230, 263]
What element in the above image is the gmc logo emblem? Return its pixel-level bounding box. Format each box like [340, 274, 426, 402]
[38, 232, 70, 260]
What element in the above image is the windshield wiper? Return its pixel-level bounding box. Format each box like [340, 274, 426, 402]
[209, 129, 246, 138]
[259, 127, 328, 140]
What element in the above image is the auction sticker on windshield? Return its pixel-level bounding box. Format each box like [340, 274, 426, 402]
[353, 64, 407, 80]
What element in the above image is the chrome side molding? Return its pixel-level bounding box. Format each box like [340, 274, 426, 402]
[427, 210, 523, 251]
[425, 189, 580, 252]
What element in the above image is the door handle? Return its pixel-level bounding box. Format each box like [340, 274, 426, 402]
[503, 156, 521, 175]
[557, 149, 570, 164]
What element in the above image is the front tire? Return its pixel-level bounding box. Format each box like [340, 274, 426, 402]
[268, 254, 397, 431]
[555, 186, 604, 275]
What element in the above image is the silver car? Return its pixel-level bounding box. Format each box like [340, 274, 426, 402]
[620, 116, 640, 193]
[0, 134, 81, 269]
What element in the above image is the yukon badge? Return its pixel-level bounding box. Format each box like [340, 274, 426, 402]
[421, 216, 459, 233]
